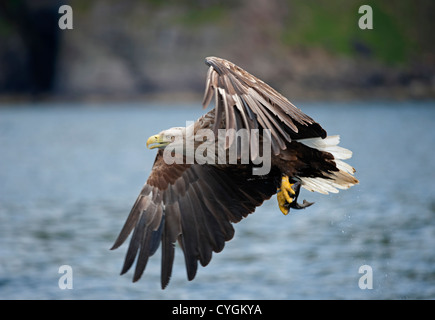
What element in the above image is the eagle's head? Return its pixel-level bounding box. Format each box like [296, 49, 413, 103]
[146, 127, 185, 150]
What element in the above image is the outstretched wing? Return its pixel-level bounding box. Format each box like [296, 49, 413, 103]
[202, 56, 326, 156]
[111, 150, 280, 289]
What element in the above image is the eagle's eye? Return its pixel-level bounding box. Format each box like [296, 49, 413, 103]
[166, 135, 175, 142]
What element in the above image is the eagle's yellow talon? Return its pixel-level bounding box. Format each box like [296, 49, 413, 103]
[281, 176, 295, 195]
[277, 176, 296, 215]
[277, 191, 289, 215]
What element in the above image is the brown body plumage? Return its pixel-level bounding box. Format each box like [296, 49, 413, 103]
[111, 57, 358, 289]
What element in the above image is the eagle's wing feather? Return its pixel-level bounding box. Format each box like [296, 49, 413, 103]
[203, 56, 327, 148]
[112, 150, 280, 289]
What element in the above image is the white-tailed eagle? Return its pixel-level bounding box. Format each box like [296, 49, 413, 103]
[111, 57, 358, 289]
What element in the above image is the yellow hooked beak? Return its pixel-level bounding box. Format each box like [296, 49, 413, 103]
[146, 134, 170, 149]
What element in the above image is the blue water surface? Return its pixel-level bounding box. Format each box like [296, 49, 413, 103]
[0, 101, 434, 299]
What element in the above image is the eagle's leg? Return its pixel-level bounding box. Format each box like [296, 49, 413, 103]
[277, 176, 296, 215]
[277, 176, 315, 215]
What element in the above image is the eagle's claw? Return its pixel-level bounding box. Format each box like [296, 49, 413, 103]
[277, 177, 314, 215]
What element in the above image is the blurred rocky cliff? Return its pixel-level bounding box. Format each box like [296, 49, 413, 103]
[1, 0, 434, 102]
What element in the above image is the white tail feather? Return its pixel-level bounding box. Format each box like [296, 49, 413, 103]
[298, 135, 352, 160]
[297, 135, 358, 195]
[300, 177, 340, 194]
[335, 159, 355, 174]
